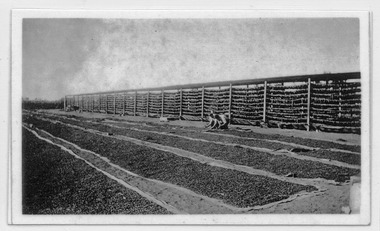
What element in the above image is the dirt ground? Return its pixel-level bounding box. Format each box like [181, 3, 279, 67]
[30, 109, 361, 214]
[48, 109, 361, 145]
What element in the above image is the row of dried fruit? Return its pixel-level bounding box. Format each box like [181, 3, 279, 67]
[22, 128, 171, 214]
[39, 112, 361, 164]
[24, 115, 316, 208]
[28, 114, 360, 182]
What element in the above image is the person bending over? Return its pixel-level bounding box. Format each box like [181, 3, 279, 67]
[205, 111, 230, 129]
[215, 113, 230, 129]
[205, 111, 220, 129]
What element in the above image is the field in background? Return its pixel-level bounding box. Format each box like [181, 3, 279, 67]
[22, 99, 64, 110]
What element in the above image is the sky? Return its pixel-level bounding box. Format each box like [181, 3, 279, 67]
[22, 18, 359, 100]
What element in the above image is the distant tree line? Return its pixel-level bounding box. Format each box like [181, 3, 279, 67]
[22, 98, 64, 110]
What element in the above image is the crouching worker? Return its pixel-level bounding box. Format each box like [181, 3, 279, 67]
[205, 111, 230, 130]
[205, 112, 219, 129]
[215, 113, 230, 129]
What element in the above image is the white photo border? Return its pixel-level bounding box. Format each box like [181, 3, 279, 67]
[11, 9, 371, 225]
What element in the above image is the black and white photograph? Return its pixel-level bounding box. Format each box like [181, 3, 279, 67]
[9, 10, 371, 225]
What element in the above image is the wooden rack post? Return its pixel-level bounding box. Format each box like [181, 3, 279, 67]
[122, 93, 126, 115]
[99, 94, 101, 112]
[113, 93, 116, 115]
[179, 88, 183, 118]
[218, 86, 221, 113]
[161, 90, 164, 117]
[229, 83, 233, 122]
[64, 96, 66, 111]
[263, 81, 267, 122]
[134, 91, 137, 116]
[307, 78, 311, 131]
[201, 86, 205, 119]
[146, 91, 150, 117]
[338, 81, 342, 118]
[105, 95, 108, 114]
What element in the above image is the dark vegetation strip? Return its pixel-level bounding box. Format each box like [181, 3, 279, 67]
[25, 115, 360, 182]
[23, 117, 316, 208]
[36, 113, 360, 165]
[22, 128, 170, 214]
